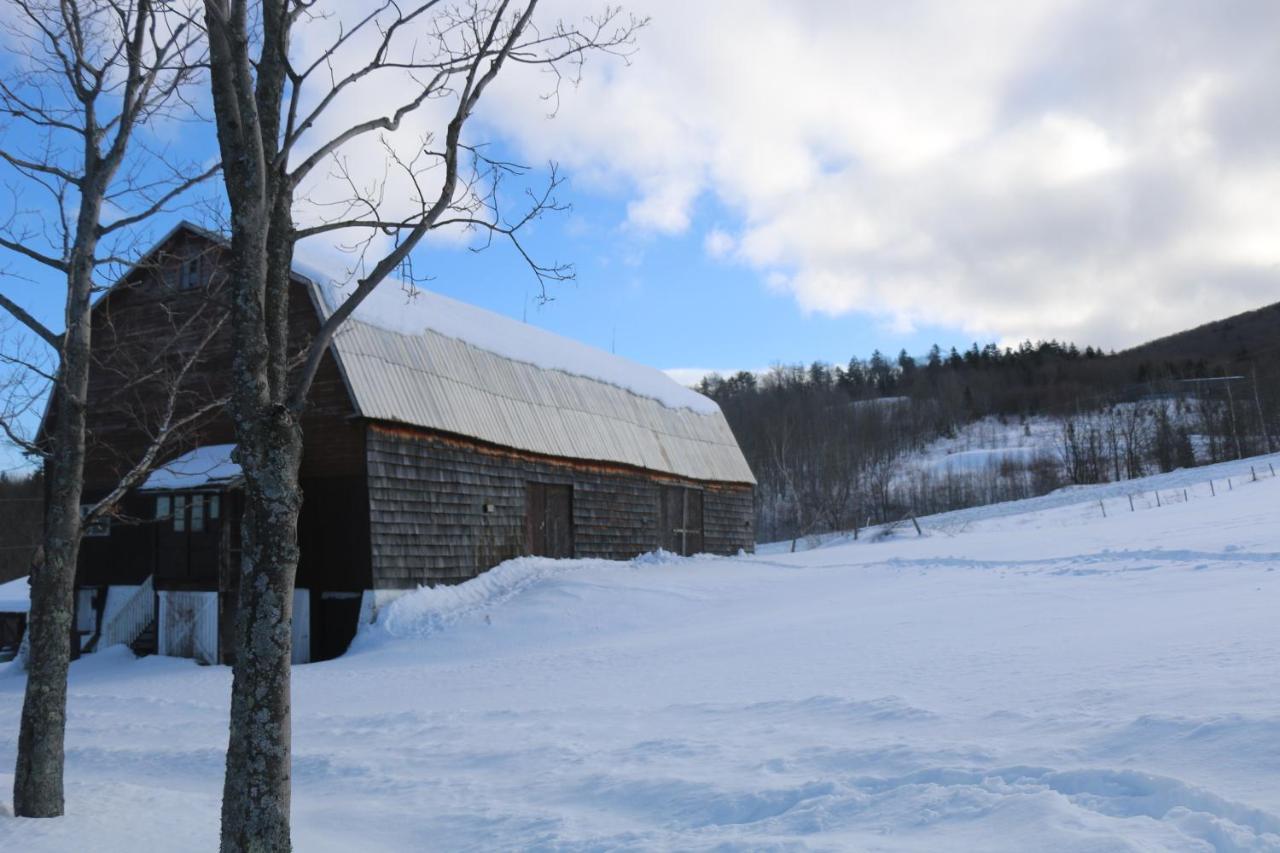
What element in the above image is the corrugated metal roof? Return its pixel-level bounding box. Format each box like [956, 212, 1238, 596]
[78, 224, 751, 483]
[323, 311, 756, 485]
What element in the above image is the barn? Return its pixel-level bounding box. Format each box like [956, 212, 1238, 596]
[64, 223, 755, 664]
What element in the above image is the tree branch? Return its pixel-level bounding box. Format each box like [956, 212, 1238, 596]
[0, 289, 59, 348]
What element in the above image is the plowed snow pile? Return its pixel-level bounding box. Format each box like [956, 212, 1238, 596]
[4, 455, 1280, 851]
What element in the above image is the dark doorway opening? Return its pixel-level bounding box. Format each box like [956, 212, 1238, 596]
[526, 483, 574, 558]
[314, 591, 362, 661]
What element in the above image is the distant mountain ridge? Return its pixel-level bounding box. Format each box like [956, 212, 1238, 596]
[1125, 300, 1280, 368]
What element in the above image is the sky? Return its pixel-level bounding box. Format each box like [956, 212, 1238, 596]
[470, 0, 1280, 370]
[3, 0, 1280, 469]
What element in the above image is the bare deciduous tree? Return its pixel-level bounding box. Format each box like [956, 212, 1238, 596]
[199, 1, 644, 849]
[0, 0, 212, 817]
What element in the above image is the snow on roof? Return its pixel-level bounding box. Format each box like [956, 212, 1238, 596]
[140, 444, 242, 491]
[0, 575, 29, 613]
[296, 258, 718, 416]
[294, 258, 755, 484]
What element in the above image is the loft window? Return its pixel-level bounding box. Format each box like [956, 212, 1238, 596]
[178, 255, 202, 290]
[155, 494, 171, 519]
[80, 505, 110, 538]
[172, 495, 187, 532]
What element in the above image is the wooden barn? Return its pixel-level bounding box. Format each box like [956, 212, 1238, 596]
[63, 223, 756, 664]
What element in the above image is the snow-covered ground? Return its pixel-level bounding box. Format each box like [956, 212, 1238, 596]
[910, 414, 1061, 477]
[3, 455, 1280, 851]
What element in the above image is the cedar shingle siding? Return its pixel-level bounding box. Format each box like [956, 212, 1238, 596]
[366, 425, 754, 586]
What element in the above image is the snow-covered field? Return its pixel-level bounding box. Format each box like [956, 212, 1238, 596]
[3, 456, 1280, 851]
[909, 414, 1061, 477]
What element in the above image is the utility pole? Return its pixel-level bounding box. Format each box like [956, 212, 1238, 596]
[1225, 377, 1243, 460]
[1251, 364, 1272, 454]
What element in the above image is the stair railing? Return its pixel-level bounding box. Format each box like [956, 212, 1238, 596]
[100, 575, 155, 651]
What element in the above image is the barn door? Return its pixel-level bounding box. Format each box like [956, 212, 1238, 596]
[526, 483, 574, 558]
[186, 495, 220, 583]
[660, 485, 704, 556]
[685, 489, 704, 554]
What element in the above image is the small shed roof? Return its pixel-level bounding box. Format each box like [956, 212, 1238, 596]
[299, 267, 755, 485]
[140, 444, 242, 491]
[0, 576, 30, 613]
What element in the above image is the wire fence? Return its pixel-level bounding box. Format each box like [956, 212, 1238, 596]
[1095, 461, 1278, 519]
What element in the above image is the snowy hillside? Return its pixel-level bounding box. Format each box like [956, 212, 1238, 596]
[4, 455, 1280, 851]
[909, 414, 1061, 476]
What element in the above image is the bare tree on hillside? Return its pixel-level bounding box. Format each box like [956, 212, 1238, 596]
[199, 2, 644, 849]
[0, 0, 214, 817]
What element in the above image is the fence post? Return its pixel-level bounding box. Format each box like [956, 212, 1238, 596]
[1270, 463, 1275, 476]
[1228, 478, 1233, 491]
[1210, 480, 1216, 497]
[1099, 499, 1107, 518]
[1128, 494, 1135, 512]
[1156, 491, 1162, 507]
[1183, 488, 1188, 502]
[1251, 466, 1257, 482]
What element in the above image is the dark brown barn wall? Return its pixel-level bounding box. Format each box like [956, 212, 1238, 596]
[71, 228, 366, 591]
[365, 423, 754, 588]
[77, 234, 362, 490]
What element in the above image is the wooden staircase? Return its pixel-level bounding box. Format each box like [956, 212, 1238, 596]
[129, 618, 158, 657]
[94, 576, 156, 657]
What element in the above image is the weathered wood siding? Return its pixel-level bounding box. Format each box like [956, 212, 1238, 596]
[72, 232, 363, 490]
[365, 423, 754, 587]
[68, 228, 367, 592]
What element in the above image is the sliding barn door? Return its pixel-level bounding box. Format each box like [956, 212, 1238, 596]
[526, 483, 574, 558]
[659, 485, 705, 556]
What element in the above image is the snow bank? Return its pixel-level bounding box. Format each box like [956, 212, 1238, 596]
[140, 444, 240, 491]
[294, 256, 719, 415]
[0, 575, 29, 613]
[369, 556, 616, 641]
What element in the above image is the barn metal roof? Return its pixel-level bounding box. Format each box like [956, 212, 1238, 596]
[309, 288, 756, 485]
[74, 224, 752, 484]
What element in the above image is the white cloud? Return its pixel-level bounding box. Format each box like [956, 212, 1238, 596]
[703, 228, 734, 259]
[664, 367, 762, 387]
[477, 0, 1280, 349]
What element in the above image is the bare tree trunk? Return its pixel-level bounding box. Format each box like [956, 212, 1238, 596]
[214, 170, 304, 847]
[219, 413, 302, 851]
[13, 235, 96, 816]
[1, 1, 206, 815]
[13, 474, 78, 816]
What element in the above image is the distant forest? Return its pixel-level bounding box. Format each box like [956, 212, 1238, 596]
[700, 312, 1280, 544]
